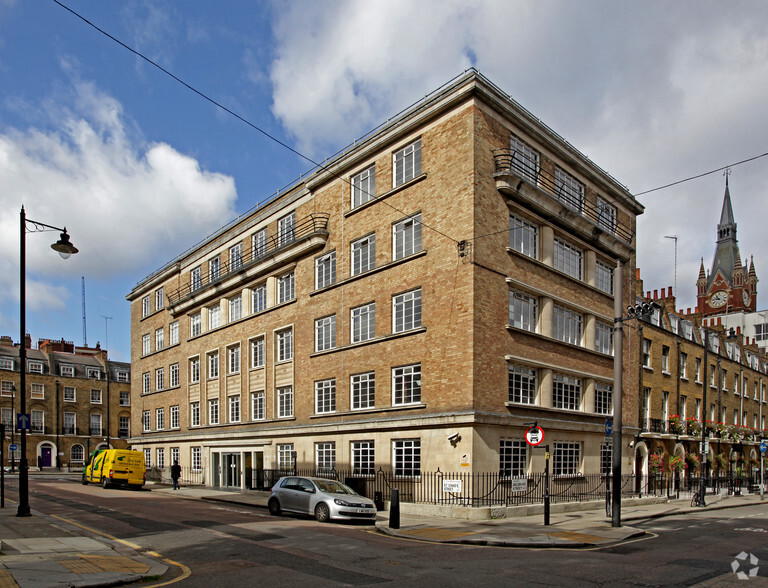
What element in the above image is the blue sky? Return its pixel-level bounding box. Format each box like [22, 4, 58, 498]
[2, 0, 768, 362]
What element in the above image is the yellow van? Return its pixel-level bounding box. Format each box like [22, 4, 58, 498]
[82, 449, 146, 490]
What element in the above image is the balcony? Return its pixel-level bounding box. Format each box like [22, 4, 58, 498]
[166, 213, 330, 313]
[639, 418, 668, 434]
[492, 149, 635, 260]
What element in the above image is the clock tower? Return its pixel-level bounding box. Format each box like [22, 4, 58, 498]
[697, 177, 758, 315]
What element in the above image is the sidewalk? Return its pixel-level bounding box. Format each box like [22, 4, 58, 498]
[0, 480, 763, 588]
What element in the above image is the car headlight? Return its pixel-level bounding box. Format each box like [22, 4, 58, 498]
[334, 499, 352, 506]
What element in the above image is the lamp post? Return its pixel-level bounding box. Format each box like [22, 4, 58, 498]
[18, 206, 78, 517]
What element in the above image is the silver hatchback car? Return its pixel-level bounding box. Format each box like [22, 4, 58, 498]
[268, 476, 377, 523]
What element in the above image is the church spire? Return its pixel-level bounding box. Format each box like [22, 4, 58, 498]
[708, 174, 741, 288]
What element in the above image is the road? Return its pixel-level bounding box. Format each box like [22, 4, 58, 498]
[9, 477, 768, 586]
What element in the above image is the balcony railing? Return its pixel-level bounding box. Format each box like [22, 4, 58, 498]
[89, 427, 105, 436]
[62, 426, 78, 435]
[492, 149, 634, 244]
[167, 212, 330, 306]
[639, 418, 668, 434]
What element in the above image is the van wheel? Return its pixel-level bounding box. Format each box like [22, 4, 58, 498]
[81, 474, 88, 486]
[315, 502, 331, 523]
[102, 477, 110, 489]
[268, 498, 281, 516]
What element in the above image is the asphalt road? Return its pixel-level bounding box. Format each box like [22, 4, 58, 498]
[12, 477, 768, 587]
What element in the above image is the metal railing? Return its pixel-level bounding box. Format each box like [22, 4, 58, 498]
[492, 149, 634, 243]
[166, 213, 330, 306]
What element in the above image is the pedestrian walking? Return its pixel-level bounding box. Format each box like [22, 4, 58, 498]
[171, 460, 181, 490]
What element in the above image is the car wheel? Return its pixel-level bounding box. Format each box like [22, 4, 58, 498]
[268, 498, 281, 516]
[102, 477, 110, 489]
[81, 474, 88, 486]
[314, 502, 331, 523]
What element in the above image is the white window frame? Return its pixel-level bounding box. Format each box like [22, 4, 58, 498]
[351, 303, 375, 343]
[553, 373, 581, 411]
[190, 313, 202, 337]
[278, 212, 295, 246]
[393, 139, 422, 188]
[352, 164, 376, 208]
[509, 134, 539, 184]
[393, 214, 422, 260]
[509, 290, 537, 332]
[315, 252, 336, 290]
[595, 260, 614, 294]
[277, 386, 293, 418]
[315, 315, 337, 352]
[553, 305, 582, 346]
[509, 214, 537, 258]
[393, 364, 421, 406]
[553, 238, 583, 280]
[352, 234, 376, 275]
[252, 284, 267, 313]
[393, 439, 421, 477]
[393, 288, 422, 333]
[315, 379, 336, 414]
[351, 372, 375, 410]
[250, 337, 265, 369]
[251, 391, 265, 421]
[228, 344, 241, 374]
[276, 328, 293, 362]
[508, 363, 536, 405]
[277, 272, 294, 303]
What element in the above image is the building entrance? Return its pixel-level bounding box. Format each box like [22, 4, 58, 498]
[222, 453, 241, 488]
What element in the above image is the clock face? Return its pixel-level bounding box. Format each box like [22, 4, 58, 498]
[709, 291, 728, 308]
[743, 290, 750, 306]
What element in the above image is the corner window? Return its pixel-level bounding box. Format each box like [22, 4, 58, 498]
[509, 135, 539, 184]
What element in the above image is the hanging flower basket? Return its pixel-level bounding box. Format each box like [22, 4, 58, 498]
[685, 453, 701, 473]
[668, 454, 686, 473]
[648, 453, 664, 474]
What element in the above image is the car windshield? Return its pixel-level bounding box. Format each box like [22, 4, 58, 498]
[314, 480, 355, 495]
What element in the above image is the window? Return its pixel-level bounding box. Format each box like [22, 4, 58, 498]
[662, 391, 669, 424]
[228, 345, 241, 374]
[190, 266, 202, 292]
[595, 321, 613, 355]
[142, 295, 151, 317]
[554, 167, 584, 212]
[251, 391, 265, 420]
[31, 383, 44, 399]
[252, 285, 267, 313]
[756, 323, 768, 342]
[508, 364, 536, 405]
[315, 379, 336, 414]
[71, 445, 84, 463]
[500, 440, 527, 478]
[553, 441, 581, 476]
[63, 387, 75, 402]
[315, 442, 336, 474]
[155, 287, 164, 311]
[508, 214, 537, 258]
[0, 358, 12, 371]
[643, 388, 651, 422]
[315, 252, 336, 289]
[695, 398, 701, 420]
[1, 408, 12, 430]
[642, 339, 652, 368]
[393, 214, 422, 260]
[153, 408, 164, 430]
[171, 447, 179, 465]
[170, 405, 179, 429]
[597, 197, 617, 234]
[351, 372, 375, 410]
[155, 328, 164, 351]
[393, 288, 422, 333]
[156, 368, 164, 391]
[209, 256, 221, 281]
[190, 313, 201, 337]
[190, 402, 200, 427]
[60, 365, 74, 377]
[170, 363, 179, 388]
[143, 448, 151, 467]
[553, 238, 582, 280]
[553, 305, 582, 346]
[669, 314, 680, 335]
[393, 364, 421, 405]
[208, 304, 221, 330]
[277, 444, 294, 469]
[351, 303, 375, 343]
[393, 439, 421, 476]
[278, 211, 295, 246]
[680, 352, 688, 379]
[142, 410, 150, 432]
[277, 272, 294, 303]
[695, 358, 702, 382]
[662, 346, 670, 373]
[142, 334, 150, 356]
[393, 139, 421, 187]
[228, 395, 241, 423]
[594, 383, 613, 415]
[169, 321, 179, 346]
[29, 361, 44, 374]
[89, 413, 102, 436]
[207, 351, 219, 379]
[553, 373, 581, 411]
[157, 448, 165, 470]
[252, 229, 267, 259]
[276, 328, 293, 362]
[600, 444, 612, 476]
[277, 386, 293, 418]
[250, 337, 265, 368]
[31, 410, 44, 433]
[595, 261, 614, 294]
[351, 235, 376, 276]
[142, 372, 150, 394]
[680, 395, 687, 420]
[229, 243, 242, 272]
[229, 295, 242, 322]
[190, 357, 200, 384]
[352, 441, 375, 475]
[90, 389, 102, 404]
[0, 381, 12, 396]
[63, 412, 75, 434]
[208, 399, 219, 425]
[352, 164, 376, 208]
[508, 291, 537, 332]
[117, 371, 129, 383]
[509, 134, 539, 184]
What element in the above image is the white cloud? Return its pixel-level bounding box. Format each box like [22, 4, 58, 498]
[0, 78, 238, 317]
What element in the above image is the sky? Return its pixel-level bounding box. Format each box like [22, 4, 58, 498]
[1, 0, 768, 362]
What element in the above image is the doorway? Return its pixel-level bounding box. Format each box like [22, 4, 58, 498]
[223, 453, 241, 488]
[40, 444, 53, 468]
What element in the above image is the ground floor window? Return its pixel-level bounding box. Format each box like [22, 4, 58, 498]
[553, 441, 580, 476]
[393, 439, 420, 476]
[315, 442, 335, 475]
[70, 444, 84, 463]
[352, 441, 375, 476]
[500, 439, 527, 477]
[277, 443, 294, 469]
[600, 443, 612, 476]
[143, 448, 151, 467]
[191, 447, 202, 471]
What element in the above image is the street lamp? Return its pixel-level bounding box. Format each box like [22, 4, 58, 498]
[18, 206, 78, 517]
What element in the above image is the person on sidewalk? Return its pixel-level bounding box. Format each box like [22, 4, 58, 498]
[170, 460, 181, 490]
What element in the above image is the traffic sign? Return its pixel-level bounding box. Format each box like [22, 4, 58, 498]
[16, 413, 29, 431]
[760, 442, 767, 454]
[8, 443, 17, 452]
[605, 419, 613, 436]
[525, 426, 545, 446]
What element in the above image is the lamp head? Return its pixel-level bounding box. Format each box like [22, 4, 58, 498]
[51, 230, 78, 259]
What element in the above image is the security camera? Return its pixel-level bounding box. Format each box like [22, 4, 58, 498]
[447, 433, 461, 443]
[629, 440, 635, 448]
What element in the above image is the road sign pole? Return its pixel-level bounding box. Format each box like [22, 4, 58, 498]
[544, 444, 550, 526]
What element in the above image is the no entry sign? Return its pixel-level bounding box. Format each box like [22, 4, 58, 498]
[525, 426, 545, 446]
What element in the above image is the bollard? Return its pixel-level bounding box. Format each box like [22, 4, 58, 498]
[389, 489, 400, 529]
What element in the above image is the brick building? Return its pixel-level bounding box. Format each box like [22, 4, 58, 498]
[126, 70, 643, 489]
[0, 335, 131, 470]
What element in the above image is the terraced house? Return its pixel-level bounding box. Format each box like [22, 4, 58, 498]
[127, 70, 644, 491]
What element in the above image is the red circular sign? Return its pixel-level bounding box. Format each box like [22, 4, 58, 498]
[525, 426, 545, 446]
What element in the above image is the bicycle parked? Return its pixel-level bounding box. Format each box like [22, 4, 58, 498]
[691, 488, 706, 507]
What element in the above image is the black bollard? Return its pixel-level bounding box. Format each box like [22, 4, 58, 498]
[389, 489, 400, 529]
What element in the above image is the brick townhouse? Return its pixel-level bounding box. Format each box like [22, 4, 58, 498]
[0, 335, 131, 470]
[126, 70, 643, 490]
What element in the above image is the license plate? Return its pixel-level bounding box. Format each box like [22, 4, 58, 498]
[356, 508, 371, 514]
